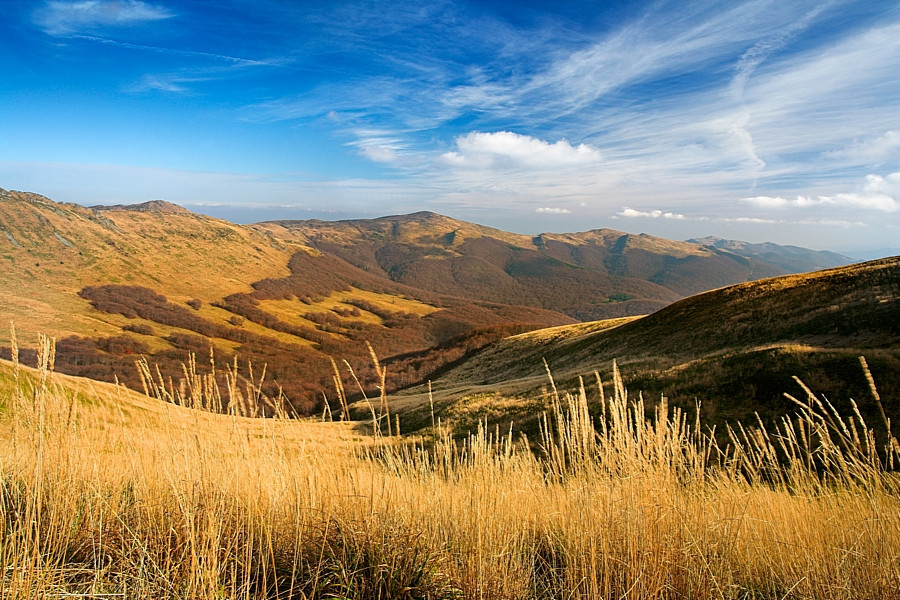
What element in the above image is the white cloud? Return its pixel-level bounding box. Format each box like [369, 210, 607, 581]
[796, 219, 866, 228]
[34, 0, 174, 35]
[358, 145, 400, 163]
[743, 172, 900, 213]
[725, 113, 766, 170]
[714, 216, 864, 226]
[238, 3, 899, 229]
[827, 192, 897, 212]
[348, 131, 409, 165]
[862, 171, 900, 198]
[725, 216, 780, 224]
[729, 3, 829, 101]
[535, 207, 571, 214]
[825, 131, 900, 164]
[743, 195, 788, 208]
[126, 73, 198, 93]
[618, 208, 685, 220]
[440, 131, 602, 170]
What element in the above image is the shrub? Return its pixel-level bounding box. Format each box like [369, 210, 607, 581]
[123, 323, 155, 336]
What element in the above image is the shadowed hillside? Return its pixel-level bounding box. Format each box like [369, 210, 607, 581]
[690, 236, 852, 273]
[255, 212, 853, 320]
[391, 257, 900, 435]
[0, 187, 862, 416]
[0, 189, 572, 412]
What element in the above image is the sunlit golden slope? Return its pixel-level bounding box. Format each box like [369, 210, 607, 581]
[0, 189, 293, 346]
[0, 356, 364, 466]
[0, 190, 573, 411]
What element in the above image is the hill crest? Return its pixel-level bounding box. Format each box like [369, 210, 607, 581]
[92, 199, 192, 214]
[0, 187, 865, 418]
[399, 256, 900, 435]
[253, 212, 854, 321]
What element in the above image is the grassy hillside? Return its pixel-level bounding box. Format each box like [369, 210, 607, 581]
[2, 339, 899, 598]
[392, 257, 900, 435]
[0, 190, 573, 413]
[0, 187, 863, 417]
[0, 189, 293, 347]
[255, 211, 852, 320]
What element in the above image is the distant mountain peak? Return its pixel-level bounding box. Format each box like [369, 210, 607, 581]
[0, 188, 56, 205]
[93, 200, 191, 215]
[688, 236, 853, 272]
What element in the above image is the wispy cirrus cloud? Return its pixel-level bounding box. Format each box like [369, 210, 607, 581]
[241, 0, 898, 208]
[729, 3, 831, 102]
[126, 73, 196, 93]
[34, 1, 284, 97]
[73, 34, 282, 67]
[12, 0, 900, 249]
[34, 0, 174, 35]
[303, 0, 899, 227]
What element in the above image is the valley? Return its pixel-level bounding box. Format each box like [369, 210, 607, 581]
[2, 187, 872, 424]
[388, 257, 899, 437]
[2, 187, 899, 600]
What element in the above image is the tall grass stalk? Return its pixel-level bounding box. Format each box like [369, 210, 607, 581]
[1, 337, 899, 598]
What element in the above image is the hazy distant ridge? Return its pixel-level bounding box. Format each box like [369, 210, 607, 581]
[689, 236, 853, 273]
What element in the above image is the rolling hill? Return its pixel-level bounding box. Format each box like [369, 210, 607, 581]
[388, 257, 900, 435]
[689, 236, 852, 274]
[0, 187, 861, 417]
[255, 212, 853, 320]
[0, 189, 573, 412]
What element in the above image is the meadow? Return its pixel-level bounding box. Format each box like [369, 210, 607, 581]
[1, 330, 899, 599]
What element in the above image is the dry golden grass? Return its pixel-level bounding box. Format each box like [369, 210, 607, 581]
[2, 331, 900, 598]
[259, 287, 439, 332]
[541, 230, 712, 258]
[253, 211, 536, 251]
[0, 196, 294, 347]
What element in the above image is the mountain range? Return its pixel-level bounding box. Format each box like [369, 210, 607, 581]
[255, 212, 852, 321]
[1, 187, 878, 421]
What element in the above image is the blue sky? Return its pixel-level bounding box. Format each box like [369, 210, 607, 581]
[1, 0, 899, 252]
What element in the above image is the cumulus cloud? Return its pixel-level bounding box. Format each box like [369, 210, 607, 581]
[742, 195, 788, 208]
[618, 208, 685, 219]
[34, 0, 174, 35]
[535, 207, 572, 214]
[440, 131, 602, 170]
[743, 173, 899, 213]
[860, 171, 900, 201]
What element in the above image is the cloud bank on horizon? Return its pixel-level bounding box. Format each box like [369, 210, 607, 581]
[1, 0, 899, 251]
